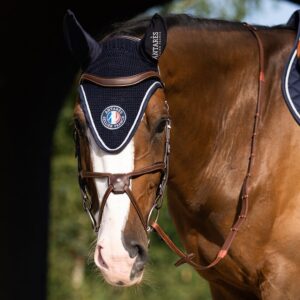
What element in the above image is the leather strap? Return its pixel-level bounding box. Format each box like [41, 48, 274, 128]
[96, 185, 114, 232]
[80, 71, 161, 87]
[81, 162, 166, 233]
[151, 222, 226, 270]
[81, 162, 165, 181]
[95, 185, 148, 233]
[125, 187, 148, 231]
[148, 23, 265, 271]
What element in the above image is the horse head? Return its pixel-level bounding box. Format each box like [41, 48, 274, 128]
[64, 10, 170, 286]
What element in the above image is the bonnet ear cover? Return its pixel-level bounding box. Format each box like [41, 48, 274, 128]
[76, 13, 168, 153]
[140, 13, 167, 62]
[63, 9, 101, 69]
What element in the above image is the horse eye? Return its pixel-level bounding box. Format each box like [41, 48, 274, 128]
[155, 119, 167, 134]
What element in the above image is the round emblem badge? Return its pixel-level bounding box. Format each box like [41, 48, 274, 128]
[101, 105, 126, 130]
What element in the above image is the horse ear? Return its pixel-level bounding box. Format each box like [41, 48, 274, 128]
[140, 13, 167, 62]
[63, 9, 101, 69]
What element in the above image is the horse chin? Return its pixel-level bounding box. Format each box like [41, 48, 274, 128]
[101, 271, 143, 287]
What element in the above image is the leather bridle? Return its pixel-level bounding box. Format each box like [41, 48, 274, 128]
[75, 70, 171, 234]
[74, 24, 265, 271]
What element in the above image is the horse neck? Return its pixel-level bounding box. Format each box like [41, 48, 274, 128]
[159, 25, 293, 207]
[160, 25, 259, 129]
[160, 25, 259, 159]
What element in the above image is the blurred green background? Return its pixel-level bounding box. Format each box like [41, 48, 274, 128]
[47, 1, 298, 299]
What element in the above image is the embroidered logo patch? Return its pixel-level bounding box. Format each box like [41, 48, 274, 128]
[101, 105, 126, 130]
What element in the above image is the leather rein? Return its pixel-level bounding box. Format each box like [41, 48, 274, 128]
[75, 24, 265, 271]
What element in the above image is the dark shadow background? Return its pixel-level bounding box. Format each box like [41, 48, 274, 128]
[0, 2, 170, 299]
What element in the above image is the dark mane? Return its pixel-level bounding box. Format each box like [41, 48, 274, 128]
[105, 13, 294, 39]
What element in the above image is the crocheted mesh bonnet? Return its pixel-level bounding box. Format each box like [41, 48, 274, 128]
[79, 37, 162, 152]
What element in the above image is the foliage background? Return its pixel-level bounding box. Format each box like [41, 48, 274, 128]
[47, 1, 290, 299]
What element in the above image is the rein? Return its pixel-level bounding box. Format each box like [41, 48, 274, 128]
[150, 24, 265, 270]
[74, 23, 265, 271]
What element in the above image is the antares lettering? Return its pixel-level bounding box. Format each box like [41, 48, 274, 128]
[151, 31, 161, 59]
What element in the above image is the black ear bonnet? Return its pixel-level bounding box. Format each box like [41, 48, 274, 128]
[79, 37, 162, 153]
[64, 10, 167, 153]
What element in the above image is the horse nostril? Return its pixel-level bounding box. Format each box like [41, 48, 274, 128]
[94, 245, 109, 270]
[129, 241, 148, 261]
[122, 237, 148, 280]
[127, 240, 148, 280]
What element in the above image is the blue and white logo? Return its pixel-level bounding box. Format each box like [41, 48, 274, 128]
[101, 105, 126, 130]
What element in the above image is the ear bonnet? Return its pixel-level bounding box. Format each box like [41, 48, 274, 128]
[64, 10, 167, 153]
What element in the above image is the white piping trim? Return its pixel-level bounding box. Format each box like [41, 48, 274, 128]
[80, 81, 162, 152]
[284, 49, 300, 120]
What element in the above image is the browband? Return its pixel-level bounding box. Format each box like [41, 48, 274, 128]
[80, 71, 161, 87]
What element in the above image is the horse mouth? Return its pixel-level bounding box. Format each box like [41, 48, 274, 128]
[94, 244, 144, 287]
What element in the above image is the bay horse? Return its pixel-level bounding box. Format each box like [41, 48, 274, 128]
[64, 9, 300, 299]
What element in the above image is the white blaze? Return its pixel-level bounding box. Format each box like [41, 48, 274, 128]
[87, 129, 135, 273]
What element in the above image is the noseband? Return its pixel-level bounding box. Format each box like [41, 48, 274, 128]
[74, 70, 171, 234]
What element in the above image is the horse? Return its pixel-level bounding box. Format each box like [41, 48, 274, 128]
[64, 9, 300, 299]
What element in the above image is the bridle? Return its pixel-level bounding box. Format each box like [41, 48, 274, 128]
[74, 23, 265, 271]
[74, 70, 171, 234]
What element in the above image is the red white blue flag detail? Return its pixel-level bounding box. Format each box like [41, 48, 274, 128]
[101, 105, 126, 130]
